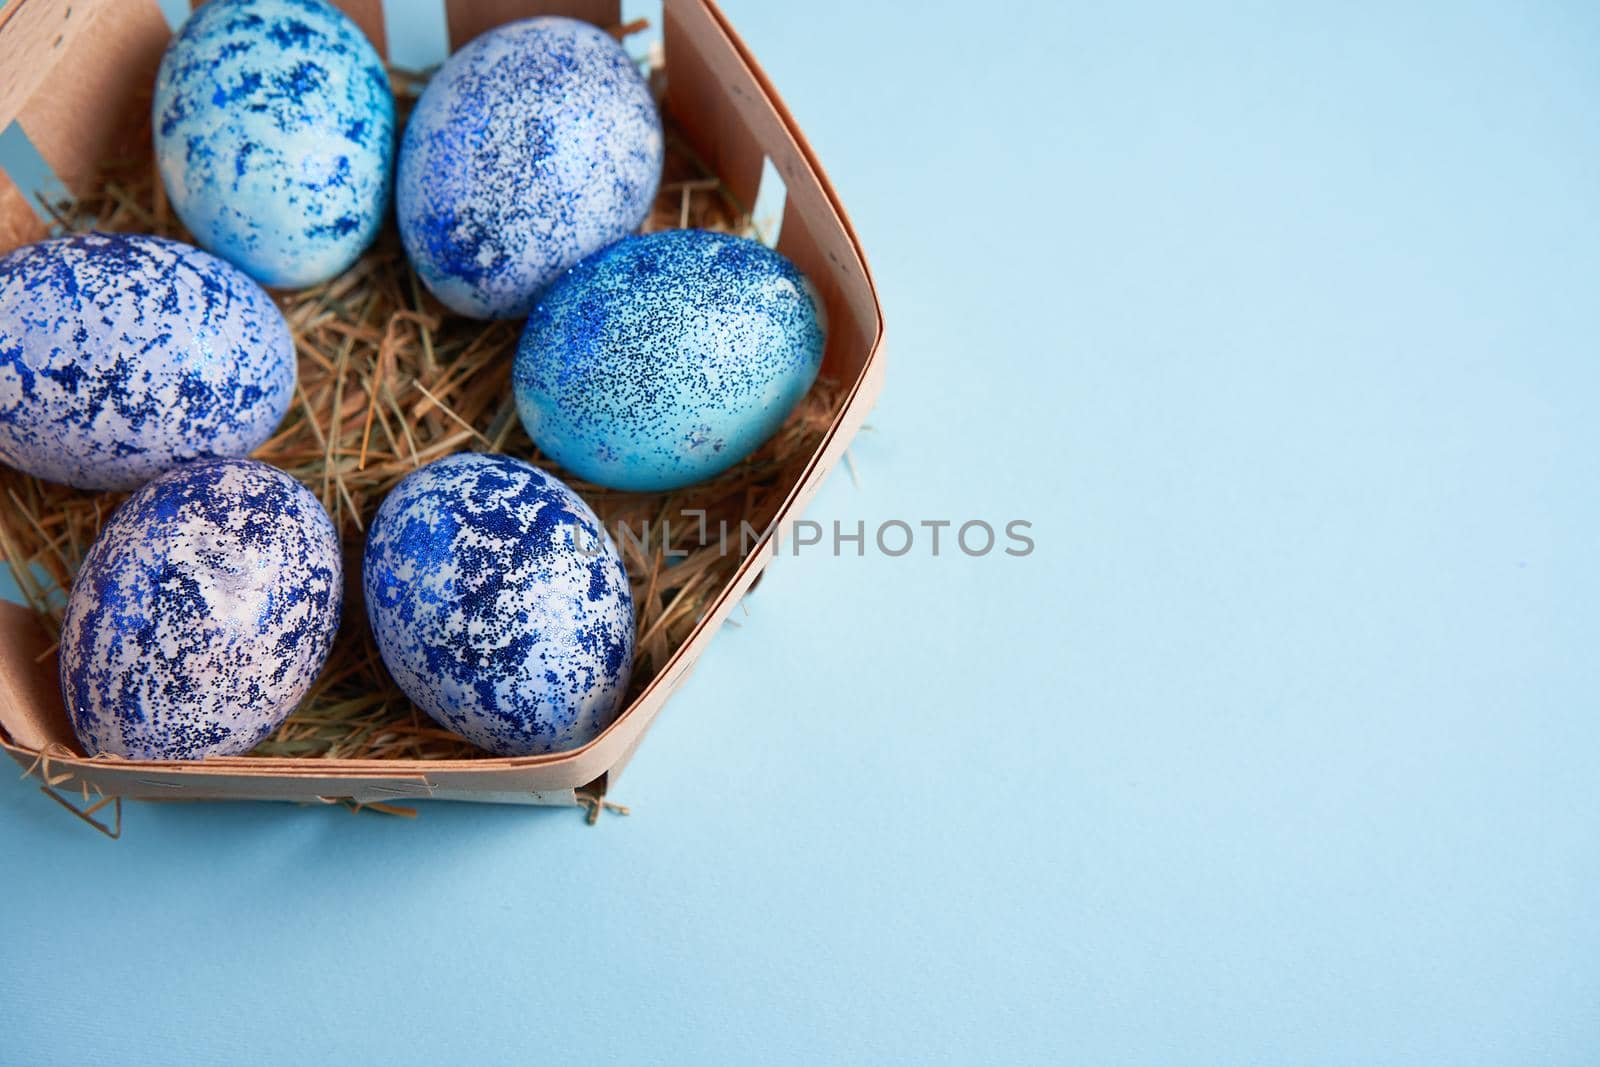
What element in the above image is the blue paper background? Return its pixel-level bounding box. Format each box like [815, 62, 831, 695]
[3, 0, 1599, 1062]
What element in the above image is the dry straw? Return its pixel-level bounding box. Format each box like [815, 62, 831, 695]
[0, 35, 839, 762]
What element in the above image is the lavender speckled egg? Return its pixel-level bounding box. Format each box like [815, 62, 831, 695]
[513, 229, 826, 491]
[363, 453, 634, 755]
[396, 16, 663, 319]
[0, 232, 294, 491]
[153, 0, 395, 288]
[60, 459, 342, 760]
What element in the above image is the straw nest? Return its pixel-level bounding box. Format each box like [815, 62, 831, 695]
[0, 34, 839, 762]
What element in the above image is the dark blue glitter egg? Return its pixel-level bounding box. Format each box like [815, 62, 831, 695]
[153, 0, 395, 288]
[513, 229, 827, 491]
[59, 459, 342, 760]
[396, 16, 663, 319]
[362, 452, 634, 755]
[0, 232, 295, 491]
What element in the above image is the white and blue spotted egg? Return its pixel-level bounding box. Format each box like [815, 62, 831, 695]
[363, 453, 634, 756]
[60, 459, 342, 760]
[397, 16, 663, 319]
[0, 232, 294, 491]
[513, 229, 827, 491]
[154, 0, 395, 288]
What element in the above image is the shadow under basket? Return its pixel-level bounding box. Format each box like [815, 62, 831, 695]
[0, 0, 884, 815]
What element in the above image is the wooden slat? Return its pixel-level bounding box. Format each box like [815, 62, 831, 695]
[0, 601, 71, 752]
[778, 199, 866, 382]
[661, 0, 763, 210]
[17, 0, 169, 195]
[0, 167, 49, 256]
[0, 0, 102, 133]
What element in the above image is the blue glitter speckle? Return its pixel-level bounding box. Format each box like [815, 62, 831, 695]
[153, 0, 395, 288]
[395, 16, 663, 319]
[0, 232, 295, 491]
[59, 459, 342, 760]
[362, 452, 635, 755]
[513, 229, 826, 491]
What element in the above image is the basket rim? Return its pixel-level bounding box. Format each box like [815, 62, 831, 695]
[0, 0, 886, 785]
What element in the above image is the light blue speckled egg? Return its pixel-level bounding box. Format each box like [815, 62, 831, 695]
[396, 16, 663, 319]
[0, 232, 294, 491]
[363, 452, 634, 756]
[513, 230, 827, 492]
[60, 459, 342, 760]
[153, 0, 395, 288]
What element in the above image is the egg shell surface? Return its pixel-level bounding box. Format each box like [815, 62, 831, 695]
[513, 229, 827, 492]
[0, 232, 295, 491]
[396, 16, 663, 319]
[363, 452, 634, 756]
[153, 0, 395, 288]
[59, 459, 342, 760]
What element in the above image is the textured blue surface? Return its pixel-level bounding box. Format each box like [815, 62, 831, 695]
[3, 1, 1600, 1062]
[60, 459, 341, 760]
[396, 16, 662, 318]
[364, 453, 634, 755]
[0, 232, 294, 490]
[153, 0, 395, 288]
[515, 230, 824, 491]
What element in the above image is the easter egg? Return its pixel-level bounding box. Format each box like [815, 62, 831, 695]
[0, 232, 294, 491]
[513, 229, 826, 492]
[59, 459, 342, 760]
[153, 0, 395, 288]
[396, 16, 663, 319]
[363, 452, 634, 755]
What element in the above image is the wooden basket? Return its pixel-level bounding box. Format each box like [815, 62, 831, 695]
[0, 0, 884, 815]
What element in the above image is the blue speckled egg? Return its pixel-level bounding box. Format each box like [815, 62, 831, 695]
[396, 16, 663, 319]
[59, 459, 342, 760]
[0, 232, 294, 491]
[513, 229, 827, 491]
[153, 0, 395, 288]
[363, 452, 634, 755]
